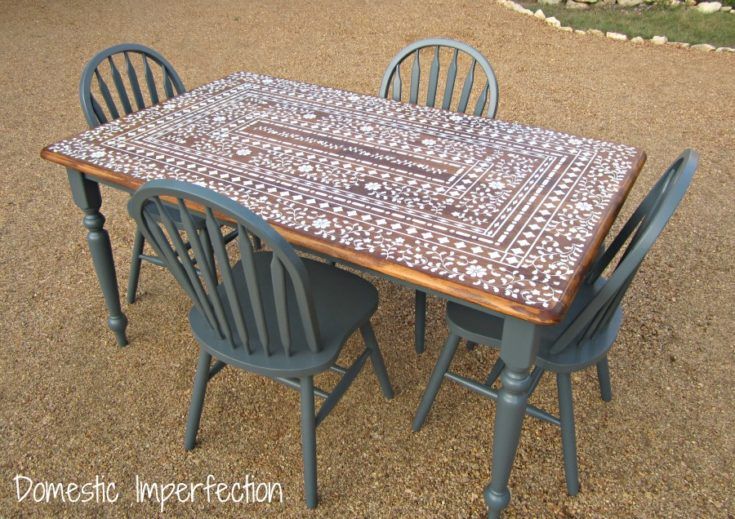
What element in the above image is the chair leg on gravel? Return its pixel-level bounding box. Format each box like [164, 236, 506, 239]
[466, 340, 477, 351]
[415, 290, 426, 354]
[127, 229, 145, 304]
[596, 357, 613, 402]
[412, 334, 460, 431]
[556, 372, 580, 496]
[184, 350, 212, 451]
[360, 323, 394, 399]
[300, 376, 318, 509]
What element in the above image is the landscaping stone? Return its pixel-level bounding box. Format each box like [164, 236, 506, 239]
[720, 5, 732, 11]
[534, 9, 546, 18]
[695, 1, 721, 13]
[560, 25, 574, 31]
[574, 29, 587, 34]
[691, 43, 716, 51]
[538, 0, 563, 5]
[631, 36, 645, 43]
[618, 0, 643, 6]
[588, 29, 605, 36]
[607, 31, 628, 41]
[566, 0, 590, 8]
[715, 46, 735, 52]
[651, 35, 668, 45]
[545, 16, 562, 26]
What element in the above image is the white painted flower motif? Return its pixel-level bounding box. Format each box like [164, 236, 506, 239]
[450, 115, 463, 122]
[575, 201, 593, 212]
[466, 265, 487, 278]
[348, 95, 360, 102]
[235, 148, 251, 157]
[90, 150, 106, 158]
[360, 125, 374, 132]
[213, 116, 226, 123]
[489, 181, 505, 190]
[421, 138, 436, 146]
[302, 113, 317, 120]
[313, 218, 330, 229]
[298, 164, 314, 173]
[365, 182, 381, 191]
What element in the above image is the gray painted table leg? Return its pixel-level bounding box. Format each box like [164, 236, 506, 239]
[484, 317, 539, 518]
[67, 168, 129, 346]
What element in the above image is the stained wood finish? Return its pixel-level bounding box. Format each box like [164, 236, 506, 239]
[42, 72, 646, 324]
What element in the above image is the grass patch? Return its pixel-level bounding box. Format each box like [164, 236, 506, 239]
[522, 3, 735, 47]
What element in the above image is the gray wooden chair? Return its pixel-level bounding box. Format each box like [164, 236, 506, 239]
[379, 38, 499, 354]
[412, 150, 698, 495]
[128, 179, 394, 508]
[80, 43, 212, 305]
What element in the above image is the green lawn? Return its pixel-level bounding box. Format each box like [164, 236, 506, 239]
[521, 3, 735, 47]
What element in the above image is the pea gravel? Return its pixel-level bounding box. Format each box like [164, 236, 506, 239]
[1, 1, 733, 517]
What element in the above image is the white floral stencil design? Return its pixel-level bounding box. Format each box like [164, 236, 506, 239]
[46, 72, 644, 320]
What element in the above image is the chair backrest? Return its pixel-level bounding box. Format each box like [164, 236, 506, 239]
[549, 149, 699, 355]
[80, 43, 186, 128]
[128, 180, 321, 356]
[379, 38, 499, 118]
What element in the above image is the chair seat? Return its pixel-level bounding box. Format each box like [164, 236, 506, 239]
[189, 253, 378, 378]
[446, 277, 622, 372]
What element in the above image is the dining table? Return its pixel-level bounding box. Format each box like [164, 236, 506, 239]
[41, 71, 645, 517]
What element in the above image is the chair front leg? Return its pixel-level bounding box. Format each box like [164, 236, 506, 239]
[300, 376, 318, 508]
[412, 334, 460, 431]
[557, 372, 580, 496]
[127, 229, 145, 304]
[360, 323, 394, 399]
[184, 349, 212, 451]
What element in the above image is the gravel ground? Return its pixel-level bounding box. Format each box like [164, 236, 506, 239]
[1, 1, 733, 517]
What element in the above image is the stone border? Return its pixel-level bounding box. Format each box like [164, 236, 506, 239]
[497, 0, 735, 53]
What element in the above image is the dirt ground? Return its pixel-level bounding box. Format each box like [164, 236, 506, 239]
[1, 1, 733, 517]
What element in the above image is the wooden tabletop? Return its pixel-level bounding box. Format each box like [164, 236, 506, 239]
[42, 72, 646, 324]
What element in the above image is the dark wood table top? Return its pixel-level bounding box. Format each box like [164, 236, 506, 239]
[42, 72, 646, 324]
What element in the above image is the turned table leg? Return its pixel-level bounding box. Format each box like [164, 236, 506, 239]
[67, 168, 128, 346]
[484, 318, 539, 518]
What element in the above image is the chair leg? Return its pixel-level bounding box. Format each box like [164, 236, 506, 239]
[484, 358, 506, 387]
[415, 290, 427, 354]
[360, 323, 394, 399]
[126, 229, 145, 304]
[184, 349, 212, 451]
[300, 376, 318, 508]
[596, 357, 613, 402]
[556, 372, 580, 496]
[466, 340, 477, 351]
[412, 334, 460, 432]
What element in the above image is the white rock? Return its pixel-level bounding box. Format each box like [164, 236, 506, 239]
[539, 0, 563, 5]
[545, 16, 562, 26]
[651, 35, 668, 44]
[534, 8, 546, 18]
[631, 36, 645, 43]
[618, 0, 643, 6]
[715, 46, 735, 52]
[691, 43, 716, 51]
[560, 26, 574, 31]
[588, 29, 605, 36]
[685, 0, 696, 6]
[566, 0, 590, 8]
[669, 41, 690, 48]
[576, 0, 599, 3]
[606, 31, 628, 41]
[696, 1, 721, 13]
[575, 29, 587, 34]
[720, 5, 732, 11]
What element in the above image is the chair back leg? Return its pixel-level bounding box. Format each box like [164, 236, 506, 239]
[360, 323, 394, 399]
[184, 349, 212, 450]
[127, 229, 145, 303]
[300, 376, 318, 508]
[596, 357, 613, 402]
[556, 372, 580, 496]
[414, 290, 427, 353]
[412, 334, 460, 431]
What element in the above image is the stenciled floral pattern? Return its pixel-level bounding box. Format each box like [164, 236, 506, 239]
[46, 72, 644, 317]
